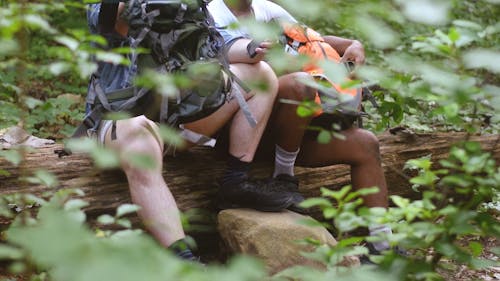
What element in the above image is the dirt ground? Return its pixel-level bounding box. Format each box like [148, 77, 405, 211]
[438, 236, 499, 281]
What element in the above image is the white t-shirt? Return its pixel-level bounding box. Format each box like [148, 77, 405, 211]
[207, 0, 297, 44]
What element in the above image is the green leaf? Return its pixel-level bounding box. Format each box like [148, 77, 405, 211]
[158, 125, 185, 148]
[125, 153, 157, 170]
[116, 218, 132, 229]
[296, 104, 316, 118]
[452, 20, 483, 31]
[463, 49, 500, 73]
[0, 150, 23, 166]
[401, 0, 450, 25]
[77, 60, 98, 79]
[103, 112, 132, 121]
[410, 172, 438, 186]
[296, 217, 325, 228]
[48, 62, 71, 76]
[356, 15, 399, 49]
[336, 212, 365, 232]
[54, 35, 79, 51]
[317, 130, 331, 144]
[300, 198, 332, 208]
[448, 27, 460, 43]
[336, 236, 366, 248]
[97, 214, 115, 225]
[390, 195, 409, 208]
[24, 97, 44, 109]
[323, 207, 337, 219]
[468, 241, 483, 257]
[116, 204, 141, 218]
[95, 52, 126, 65]
[355, 186, 380, 197]
[22, 170, 58, 188]
[443, 103, 459, 118]
[0, 39, 19, 56]
[17, 194, 46, 209]
[24, 14, 56, 34]
[64, 199, 89, 211]
[0, 244, 24, 260]
[91, 148, 120, 169]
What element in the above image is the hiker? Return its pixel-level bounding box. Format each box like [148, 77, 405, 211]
[85, 2, 292, 260]
[208, 0, 394, 255]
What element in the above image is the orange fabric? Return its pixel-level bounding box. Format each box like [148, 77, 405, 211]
[283, 23, 358, 116]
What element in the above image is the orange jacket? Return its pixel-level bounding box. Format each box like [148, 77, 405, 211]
[282, 23, 360, 116]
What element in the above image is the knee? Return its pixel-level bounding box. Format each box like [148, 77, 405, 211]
[255, 61, 279, 98]
[114, 116, 164, 157]
[356, 129, 381, 161]
[278, 72, 316, 101]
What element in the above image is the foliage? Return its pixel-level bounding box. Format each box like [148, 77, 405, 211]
[275, 0, 500, 134]
[0, 0, 114, 137]
[0, 0, 499, 280]
[2, 187, 267, 281]
[286, 141, 500, 280]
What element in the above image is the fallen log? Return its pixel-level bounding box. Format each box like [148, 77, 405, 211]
[1, 131, 499, 220]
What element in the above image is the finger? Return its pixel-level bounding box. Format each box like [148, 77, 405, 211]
[340, 55, 352, 63]
[259, 41, 273, 49]
[355, 55, 365, 65]
[255, 48, 267, 54]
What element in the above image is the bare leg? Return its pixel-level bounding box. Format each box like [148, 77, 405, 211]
[272, 72, 316, 152]
[104, 116, 185, 247]
[184, 62, 278, 162]
[297, 127, 388, 208]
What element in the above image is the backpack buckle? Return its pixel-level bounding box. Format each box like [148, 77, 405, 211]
[174, 3, 188, 24]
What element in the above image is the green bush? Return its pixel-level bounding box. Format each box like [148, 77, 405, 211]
[0, 0, 498, 280]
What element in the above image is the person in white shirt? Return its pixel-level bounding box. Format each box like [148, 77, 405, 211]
[208, 0, 394, 255]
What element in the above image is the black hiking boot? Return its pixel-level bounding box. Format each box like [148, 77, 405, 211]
[260, 174, 307, 214]
[216, 177, 295, 212]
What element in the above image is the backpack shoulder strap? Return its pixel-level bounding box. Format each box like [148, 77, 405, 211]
[282, 22, 324, 44]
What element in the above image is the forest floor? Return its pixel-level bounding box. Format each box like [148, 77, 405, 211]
[1, 235, 498, 280]
[438, 236, 499, 281]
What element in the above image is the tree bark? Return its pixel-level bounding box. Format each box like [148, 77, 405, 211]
[1, 131, 499, 220]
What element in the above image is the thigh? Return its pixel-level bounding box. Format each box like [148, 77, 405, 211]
[183, 62, 277, 137]
[102, 115, 164, 155]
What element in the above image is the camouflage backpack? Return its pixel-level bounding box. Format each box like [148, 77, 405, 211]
[69, 0, 255, 144]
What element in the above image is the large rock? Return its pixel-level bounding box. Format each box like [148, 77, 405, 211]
[217, 209, 359, 274]
[0, 126, 54, 149]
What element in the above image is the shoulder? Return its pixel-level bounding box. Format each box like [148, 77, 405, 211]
[207, 0, 234, 27]
[207, 0, 224, 10]
[252, 0, 297, 23]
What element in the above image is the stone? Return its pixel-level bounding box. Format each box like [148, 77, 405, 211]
[0, 126, 55, 149]
[217, 209, 359, 274]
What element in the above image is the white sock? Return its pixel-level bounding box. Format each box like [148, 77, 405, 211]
[368, 224, 392, 252]
[273, 145, 299, 177]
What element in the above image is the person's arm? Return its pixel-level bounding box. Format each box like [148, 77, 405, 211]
[115, 3, 128, 37]
[323, 35, 365, 64]
[226, 38, 272, 64]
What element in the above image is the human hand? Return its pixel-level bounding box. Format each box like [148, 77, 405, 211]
[255, 41, 273, 54]
[340, 40, 365, 65]
[247, 40, 273, 58]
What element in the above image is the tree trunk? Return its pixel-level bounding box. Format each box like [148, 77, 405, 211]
[1, 131, 499, 220]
